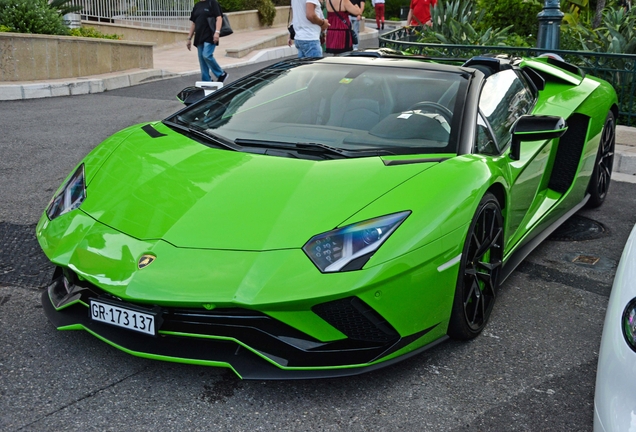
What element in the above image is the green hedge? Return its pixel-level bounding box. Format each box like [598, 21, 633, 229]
[0, 0, 69, 35]
[69, 27, 122, 39]
[475, 0, 542, 40]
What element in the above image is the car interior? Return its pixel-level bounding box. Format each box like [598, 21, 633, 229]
[180, 65, 467, 154]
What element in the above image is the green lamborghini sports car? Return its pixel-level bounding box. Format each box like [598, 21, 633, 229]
[37, 50, 617, 379]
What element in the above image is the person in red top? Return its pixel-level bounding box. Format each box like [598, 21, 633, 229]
[406, 0, 436, 26]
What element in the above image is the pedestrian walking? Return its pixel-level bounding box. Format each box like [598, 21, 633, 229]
[289, 0, 330, 58]
[186, 0, 228, 82]
[406, 0, 436, 27]
[349, 0, 365, 50]
[371, 0, 385, 30]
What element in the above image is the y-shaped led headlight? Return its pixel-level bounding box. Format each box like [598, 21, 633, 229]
[46, 164, 86, 220]
[303, 211, 410, 273]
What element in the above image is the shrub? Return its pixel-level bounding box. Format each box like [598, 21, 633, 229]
[385, 0, 408, 20]
[0, 0, 69, 35]
[363, 1, 375, 19]
[69, 27, 122, 40]
[475, 0, 542, 40]
[255, 0, 277, 26]
[562, 5, 636, 53]
[416, 0, 513, 45]
[0, 24, 11, 32]
[219, 0, 246, 13]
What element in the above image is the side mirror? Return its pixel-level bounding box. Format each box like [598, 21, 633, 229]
[510, 115, 567, 161]
[176, 86, 205, 105]
[176, 81, 224, 105]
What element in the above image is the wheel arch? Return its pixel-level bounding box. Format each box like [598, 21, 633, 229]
[486, 182, 506, 212]
[610, 103, 619, 121]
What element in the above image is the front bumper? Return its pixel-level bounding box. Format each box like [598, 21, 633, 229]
[43, 271, 444, 379]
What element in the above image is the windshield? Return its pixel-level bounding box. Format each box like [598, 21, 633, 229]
[166, 62, 466, 158]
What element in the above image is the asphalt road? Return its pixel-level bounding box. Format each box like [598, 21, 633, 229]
[1, 52, 636, 431]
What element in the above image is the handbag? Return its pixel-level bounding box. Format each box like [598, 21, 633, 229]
[287, 7, 295, 40]
[207, 0, 234, 37]
[328, 0, 358, 46]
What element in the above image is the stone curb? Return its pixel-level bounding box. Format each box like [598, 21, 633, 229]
[615, 126, 636, 177]
[615, 147, 636, 175]
[0, 69, 179, 101]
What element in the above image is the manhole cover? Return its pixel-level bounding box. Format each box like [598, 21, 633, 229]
[549, 215, 607, 241]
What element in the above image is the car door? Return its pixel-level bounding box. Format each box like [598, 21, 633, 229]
[476, 69, 557, 251]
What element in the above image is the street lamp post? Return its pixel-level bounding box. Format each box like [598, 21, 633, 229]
[537, 0, 564, 50]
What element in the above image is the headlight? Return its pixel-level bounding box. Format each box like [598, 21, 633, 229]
[46, 164, 86, 220]
[623, 298, 636, 352]
[303, 211, 410, 273]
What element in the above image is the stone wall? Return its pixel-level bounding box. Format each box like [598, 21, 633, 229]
[0, 33, 153, 82]
[82, 23, 187, 47]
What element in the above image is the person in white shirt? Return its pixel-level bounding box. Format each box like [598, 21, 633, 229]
[289, 0, 330, 58]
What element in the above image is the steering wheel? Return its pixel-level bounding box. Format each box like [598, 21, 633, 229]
[408, 101, 453, 123]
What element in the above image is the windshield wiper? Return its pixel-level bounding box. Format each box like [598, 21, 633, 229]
[165, 118, 239, 152]
[234, 138, 394, 158]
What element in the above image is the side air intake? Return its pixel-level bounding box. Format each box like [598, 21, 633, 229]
[312, 297, 399, 343]
[548, 113, 590, 193]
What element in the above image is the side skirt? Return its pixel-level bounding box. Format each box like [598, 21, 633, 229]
[500, 194, 590, 284]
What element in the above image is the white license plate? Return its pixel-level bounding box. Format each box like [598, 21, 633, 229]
[89, 299, 156, 336]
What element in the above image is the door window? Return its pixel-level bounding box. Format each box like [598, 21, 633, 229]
[477, 70, 535, 153]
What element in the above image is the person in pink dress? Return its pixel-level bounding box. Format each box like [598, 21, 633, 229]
[325, 0, 361, 54]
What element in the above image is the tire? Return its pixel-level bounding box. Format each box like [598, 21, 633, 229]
[448, 192, 503, 340]
[586, 111, 615, 208]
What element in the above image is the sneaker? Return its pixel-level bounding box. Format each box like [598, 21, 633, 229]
[381, 22, 384, 30]
[217, 72, 228, 83]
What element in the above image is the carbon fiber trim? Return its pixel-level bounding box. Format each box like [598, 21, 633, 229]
[42, 271, 439, 376]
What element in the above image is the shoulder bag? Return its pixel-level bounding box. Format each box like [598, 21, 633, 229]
[328, 0, 358, 45]
[287, 6, 295, 40]
[207, 0, 234, 37]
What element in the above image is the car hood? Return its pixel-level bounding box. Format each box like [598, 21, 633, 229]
[81, 123, 434, 250]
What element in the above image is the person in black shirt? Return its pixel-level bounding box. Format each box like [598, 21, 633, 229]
[349, 0, 364, 50]
[186, 0, 228, 82]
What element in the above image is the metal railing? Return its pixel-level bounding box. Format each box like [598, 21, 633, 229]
[71, 0, 194, 31]
[380, 27, 636, 126]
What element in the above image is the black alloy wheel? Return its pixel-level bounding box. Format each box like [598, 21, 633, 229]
[587, 111, 615, 208]
[448, 192, 503, 340]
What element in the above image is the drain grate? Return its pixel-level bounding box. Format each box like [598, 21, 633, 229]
[571, 255, 600, 265]
[0, 222, 54, 288]
[549, 215, 607, 241]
